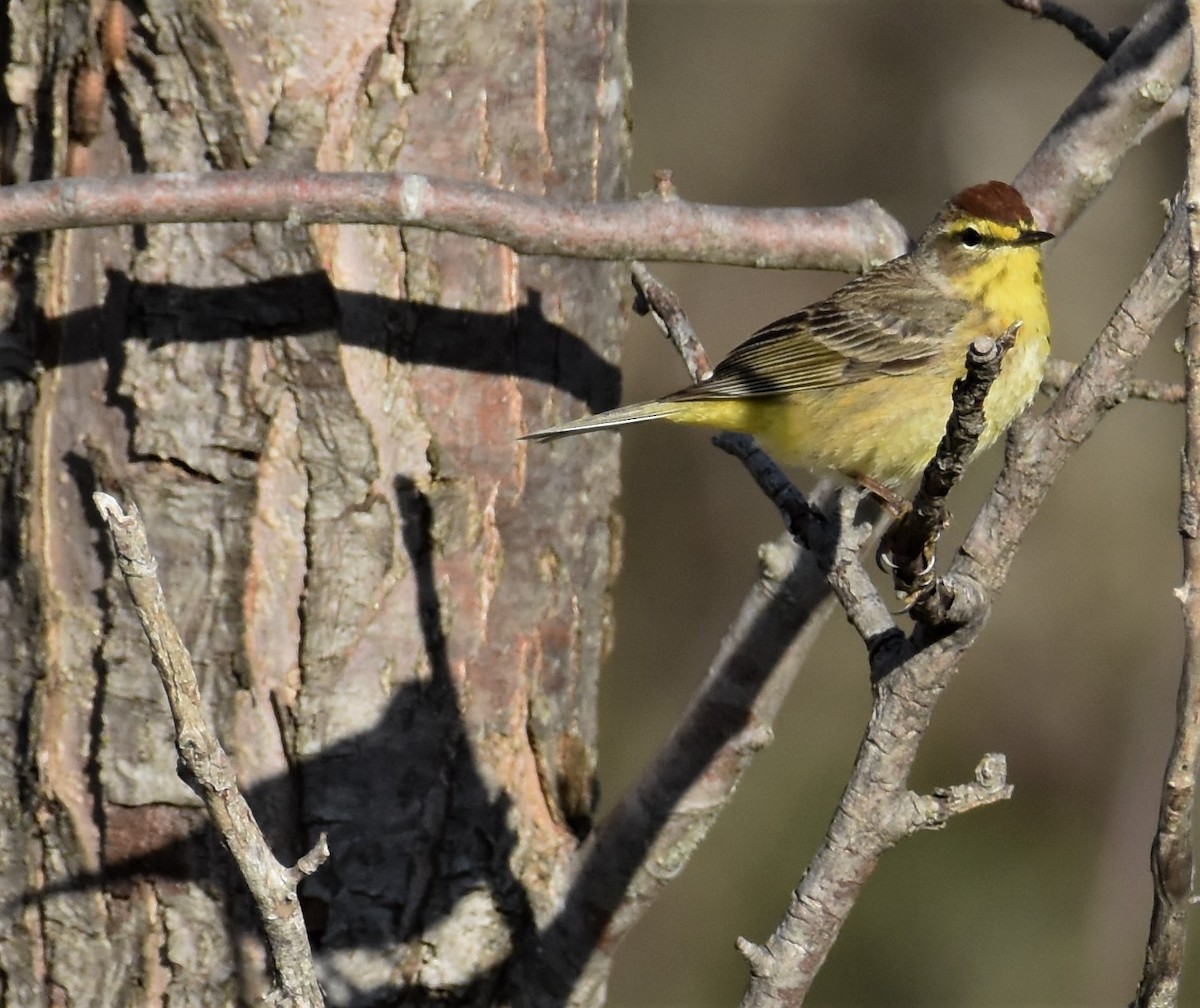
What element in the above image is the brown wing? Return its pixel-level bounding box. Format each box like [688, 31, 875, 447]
[666, 260, 970, 401]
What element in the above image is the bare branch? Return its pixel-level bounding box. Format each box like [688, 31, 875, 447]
[0, 171, 908, 273]
[713, 434, 818, 541]
[92, 493, 326, 1008]
[1134, 6, 1200, 1002]
[540, 481, 883, 1003]
[1016, 0, 1188, 236]
[880, 327, 1019, 615]
[1000, 0, 1129, 58]
[737, 624, 1001, 1007]
[894, 753, 1015, 832]
[631, 262, 713, 379]
[741, 739, 1014, 1005]
[714, 436, 907, 669]
[1041, 356, 1185, 403]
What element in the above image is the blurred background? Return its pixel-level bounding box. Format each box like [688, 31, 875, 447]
[600, 1, 1189, 1005]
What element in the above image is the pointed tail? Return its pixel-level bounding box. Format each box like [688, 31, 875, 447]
[522, 398, 689, 443]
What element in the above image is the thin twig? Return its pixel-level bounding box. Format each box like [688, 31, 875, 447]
[0, 170, 908, 273]
[714, 435, 907, 672]
[631, 262, 713, 379]
[1000, 0, 1129, 58]
[1134, 6, 1200, 1003]
[896, 753, 1015, 832]
[713, 434, 817, 543]
[1041, 356, 1185, 403]
[92, 493, 327, 1008]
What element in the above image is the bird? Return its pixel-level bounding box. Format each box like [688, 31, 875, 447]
[523, 181, 1052, 498]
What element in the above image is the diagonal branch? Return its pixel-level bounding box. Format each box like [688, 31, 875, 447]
[631, 261, 713, 379]
[1000, 0, 1129, 58]
[1016, 0, 1189, 237]
[736, 189, 1189, 1008]
[93, 493, 327, 1008]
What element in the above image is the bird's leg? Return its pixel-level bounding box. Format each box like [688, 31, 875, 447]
[855, 474, 908, 517]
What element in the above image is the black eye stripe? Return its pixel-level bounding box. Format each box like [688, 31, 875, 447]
[954, 226, 1031, 249]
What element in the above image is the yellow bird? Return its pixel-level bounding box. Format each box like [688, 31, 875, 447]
[524, 181, 1052, 493]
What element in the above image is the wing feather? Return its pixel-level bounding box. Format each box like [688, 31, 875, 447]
[666, 261, 970, 401]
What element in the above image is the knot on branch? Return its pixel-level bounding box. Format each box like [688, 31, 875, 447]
[897, 753, 1014, 836]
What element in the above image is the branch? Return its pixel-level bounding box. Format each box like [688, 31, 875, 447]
[714, 435, 907, 670]
[950, 193, 1187, 600]
[1016, 0, 1189, 236]
[631, 261, 713, 379]
[629, 265, 904, 670]
[880, 327, 1019, 615]
[894, 753, 1015, 832]
[737, 633, 1007, 1006]
[1134, 6, 1200, 1002]
[1000, 0, 1129, 58]
[1041, 356, 1185, 403]
[0, 171, 908, 273]
[92, 493, 327, 1008]
[735, 187, 1189, 1008]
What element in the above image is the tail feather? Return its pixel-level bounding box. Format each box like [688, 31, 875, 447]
[522, 399, 687, 443]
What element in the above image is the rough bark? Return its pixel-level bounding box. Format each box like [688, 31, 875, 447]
[0, 0, 628, 1004]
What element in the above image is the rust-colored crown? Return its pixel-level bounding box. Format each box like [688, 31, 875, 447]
[949, 181, 1034, 225]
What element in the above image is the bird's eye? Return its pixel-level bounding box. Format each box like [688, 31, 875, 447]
[959, 227, 983, 248]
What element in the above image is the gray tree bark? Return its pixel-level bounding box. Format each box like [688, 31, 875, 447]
[0, 0, 629, 1004]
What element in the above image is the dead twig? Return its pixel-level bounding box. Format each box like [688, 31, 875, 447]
[1041, 356, 1185, 403]
[93, 493, 327, 1008]
[1000, 0, 1129, 58]
[631, 262, 713, 380]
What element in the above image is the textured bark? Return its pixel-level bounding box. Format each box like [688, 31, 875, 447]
[0, 0, 628, 1004]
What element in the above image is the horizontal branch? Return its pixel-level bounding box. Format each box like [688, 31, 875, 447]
[0, 171, 910, 273]
[1041, 356, 1184, 402]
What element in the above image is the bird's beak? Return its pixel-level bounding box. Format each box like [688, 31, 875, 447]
[1016, 229, 1054, 245]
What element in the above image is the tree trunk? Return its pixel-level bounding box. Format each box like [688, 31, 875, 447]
[0, 0, 628, 1003]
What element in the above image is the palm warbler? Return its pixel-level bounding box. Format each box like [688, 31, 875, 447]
[525, 181, 1052, 488]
